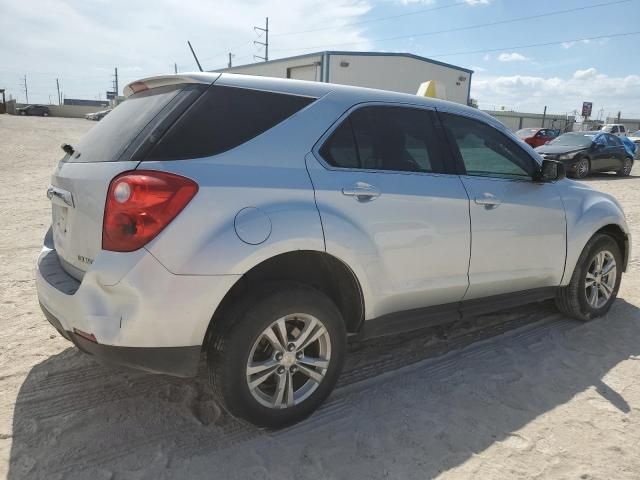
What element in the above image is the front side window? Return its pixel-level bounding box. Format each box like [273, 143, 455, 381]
[440, 113, 536, 179]
[319, 106, 444, 173]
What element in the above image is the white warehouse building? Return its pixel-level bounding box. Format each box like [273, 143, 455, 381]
[215, 51, 473, 105]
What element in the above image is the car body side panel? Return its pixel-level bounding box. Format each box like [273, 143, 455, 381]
[558, 180, 630, 285]
[142, 95, 348, 275]
[306, 153, 471, 321]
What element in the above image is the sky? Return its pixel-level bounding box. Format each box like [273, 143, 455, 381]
[1, 0, 639, 118]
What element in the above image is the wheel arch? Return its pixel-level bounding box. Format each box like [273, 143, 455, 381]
[203, 250, 365, 350]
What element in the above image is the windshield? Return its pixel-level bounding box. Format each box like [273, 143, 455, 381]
[548, 133, 593, 147]
[515, 128, 538, 138]
[632, 130, 640, 137]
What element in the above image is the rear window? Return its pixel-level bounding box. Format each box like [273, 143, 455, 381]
[69, 85, 185, 163]
[148, 85, 316, 161]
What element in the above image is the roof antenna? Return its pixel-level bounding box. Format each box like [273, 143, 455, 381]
[187, 41, 203, 72]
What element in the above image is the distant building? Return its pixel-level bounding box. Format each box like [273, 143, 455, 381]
[215, 51, 473, 105]
[64, 98, 109, 107]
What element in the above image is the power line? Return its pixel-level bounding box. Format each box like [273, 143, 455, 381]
[272, 0, 466, 37]
[272, 0, 632, 53]
[427, 30, 640, 58]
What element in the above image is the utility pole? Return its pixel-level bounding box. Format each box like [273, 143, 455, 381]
[228, 52, 234, 68]
[617, 111, 621, 123]
[113, 67, 119, 96]
[21, 75, 29, 103]
[541, 105, 547, 128]
[56, 78, 61, 105]
[174, 63, 178, 74]
[254, 17, 269, 62]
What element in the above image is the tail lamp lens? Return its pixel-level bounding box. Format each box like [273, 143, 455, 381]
[102, 170, 198, 252]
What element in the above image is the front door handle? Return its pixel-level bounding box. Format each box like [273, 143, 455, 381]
[474, 193, 501, 208]
[342, 182, 381, 201]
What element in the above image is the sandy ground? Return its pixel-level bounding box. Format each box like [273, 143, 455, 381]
[1, 115, 640, 479]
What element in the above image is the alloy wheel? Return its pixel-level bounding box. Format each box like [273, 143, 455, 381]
[585, 250, 616, 309]
[577, 159, 589, 178]
[246, 313, 331, 409]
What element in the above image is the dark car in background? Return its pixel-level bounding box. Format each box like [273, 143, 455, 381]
[515, 128, 559, 148]
[17, 104, 50, 117]
[535, 131, 633, 178]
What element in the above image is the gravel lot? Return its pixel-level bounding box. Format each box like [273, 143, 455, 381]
[1, 115, 640, 479]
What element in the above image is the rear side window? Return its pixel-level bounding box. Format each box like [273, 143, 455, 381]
[320, 106, 444, 173]
[70, 85, 185, 163]
[149, 86, 315, 161]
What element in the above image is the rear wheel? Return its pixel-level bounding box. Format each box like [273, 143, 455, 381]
[618, 157, 633, 177]
[556, 234, 622, 321]
[574, 157, 590, 179]
[208, 283, 346, 428]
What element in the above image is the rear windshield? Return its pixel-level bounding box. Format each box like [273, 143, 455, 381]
[68, 85, 184, 163]
[147, 85, 316, 161]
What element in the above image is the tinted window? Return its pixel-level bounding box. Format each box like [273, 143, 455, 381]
[150, 86, 315, 161]
[441, 113, 536, 179]
[70, 84, 185, 163]
[320, 106, 443, 173]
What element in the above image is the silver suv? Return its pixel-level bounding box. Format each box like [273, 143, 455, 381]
[37, 73, 630, 427]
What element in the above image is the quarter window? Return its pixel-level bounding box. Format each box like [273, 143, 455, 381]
[149, 86, 315, 161]
[440, 113, 536, 179]
[320, 106, 444, 173]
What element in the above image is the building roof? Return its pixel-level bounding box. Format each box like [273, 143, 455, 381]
[216, 50, 473, 75]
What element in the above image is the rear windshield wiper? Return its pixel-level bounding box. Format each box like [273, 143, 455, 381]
[61, 143, 76, 156]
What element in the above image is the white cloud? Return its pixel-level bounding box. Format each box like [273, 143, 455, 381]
[498, 52, 529, 62]
[471, 68, 640, 115]
[483, 54, 491, 61]
[0, 0, 372, 103]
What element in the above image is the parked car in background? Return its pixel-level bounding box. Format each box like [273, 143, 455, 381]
[85, 109, 112, 121]
[628, 130, 640, 144]
[17, 104, 50, 117]
[601, 124, 627, 137]
[535, 131, 633, 178]
[515, 127, 559, 147]
[37, 73, 630, 427]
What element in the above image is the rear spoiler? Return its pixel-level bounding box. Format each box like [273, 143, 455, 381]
[123, 73, 220, 98]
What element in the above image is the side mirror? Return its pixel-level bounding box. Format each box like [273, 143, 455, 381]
[534, 159, 565, 182]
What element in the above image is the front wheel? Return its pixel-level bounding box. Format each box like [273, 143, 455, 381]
[208, 283, 346, 428]
[573, 157, 590, 179]
[556, 234, 622, 321]
[618, 157, 633, 177]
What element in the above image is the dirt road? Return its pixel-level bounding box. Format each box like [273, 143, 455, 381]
[1, 115, 639, 479]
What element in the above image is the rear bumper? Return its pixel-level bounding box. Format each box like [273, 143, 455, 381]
[40, 302, 201, 377]
[35, 233, 240, 377]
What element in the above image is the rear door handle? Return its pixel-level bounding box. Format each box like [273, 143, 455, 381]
[342, 182, 381, 201]
[474, 193, 501, 208]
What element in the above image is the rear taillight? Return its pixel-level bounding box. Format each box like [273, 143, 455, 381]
[103, 170, 198, 252]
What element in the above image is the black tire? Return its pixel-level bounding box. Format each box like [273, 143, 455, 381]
[556, 234, 622, 321]
[19, 111, 26, 116]
[617, 157, 633, 177]
[208, 282, 346, 428]
[43, 112, 49, 117]
[573, 157, 590, 179]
